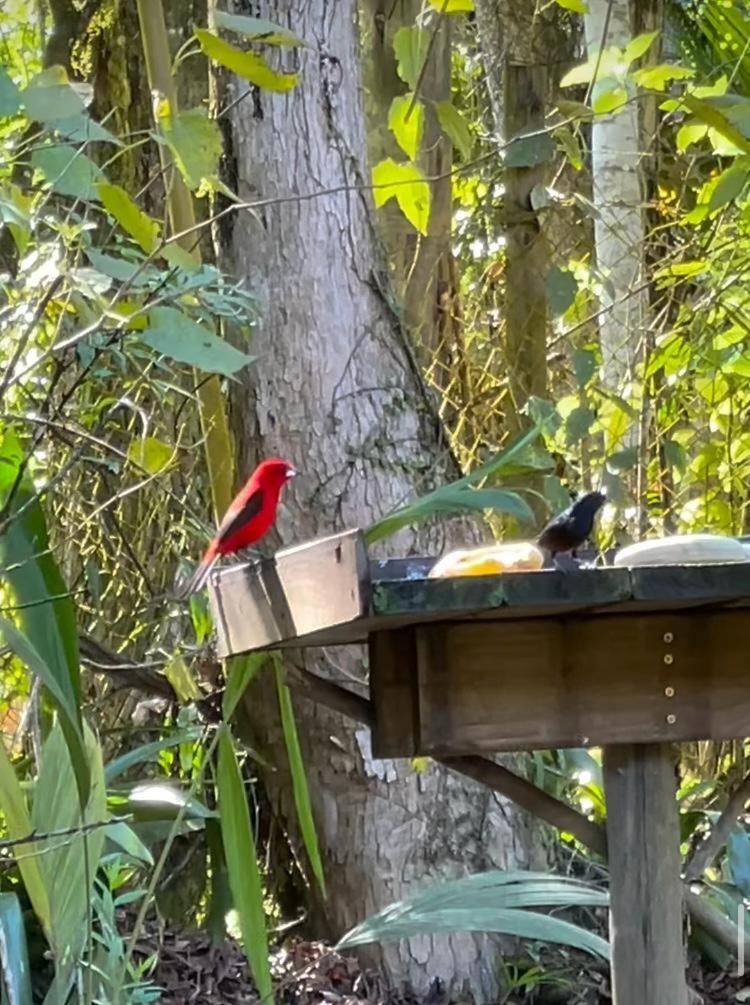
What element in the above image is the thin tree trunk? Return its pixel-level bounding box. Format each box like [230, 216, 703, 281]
[214, 0, 542, 994]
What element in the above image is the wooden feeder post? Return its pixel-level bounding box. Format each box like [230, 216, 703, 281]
[209, 528, 750, 1005]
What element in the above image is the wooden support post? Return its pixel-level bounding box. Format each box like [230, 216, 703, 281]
[603, 744, 688, 1005]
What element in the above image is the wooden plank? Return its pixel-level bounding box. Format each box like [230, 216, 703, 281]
[413, 610, 750, 754]
[368, 629, 419, 758]
[209, 529, 369, 658]
[603, 744, 687, 1005]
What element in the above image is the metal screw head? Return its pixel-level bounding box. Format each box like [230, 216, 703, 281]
[666, 714, 677, 725]
[665, 686, 675, 698]
[663, 632, 674, 643]
[664, 653, 674, 665]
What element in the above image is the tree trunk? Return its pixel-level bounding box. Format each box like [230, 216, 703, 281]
[215, 0, 542, 995]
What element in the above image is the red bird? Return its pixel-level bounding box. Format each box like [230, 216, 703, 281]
[179, 458, 296, 597]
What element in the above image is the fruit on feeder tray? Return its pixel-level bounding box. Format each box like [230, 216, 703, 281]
[613, 533, 750, 567]
[428, 541, 545, 579]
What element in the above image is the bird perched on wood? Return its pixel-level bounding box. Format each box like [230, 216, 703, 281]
[178, 458, 296, 597]
[537, 490, 606, 570]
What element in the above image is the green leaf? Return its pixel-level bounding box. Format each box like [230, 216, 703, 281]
[223, 652, 270, 721]
[388, 94, 424, 161]
[161, 106, 224, 192]
[555, 125, 583, 169]
[0, 894, 33, 1005]
[607, 446, 638, 471]
[127, 435, 174, 474]
[724, 353, 750, 377]
[372, 158, 431, 235]
[141, 305, 254, 377]
[104, 821, 153, 865]
[393, 27, 428, 90]
[677, 121, 708, 152]
[623, 31, 659, 65]
[105, 729, 202, 783]
[592, 87, 627, 114]
[632, 63, 692, 91]
[97, 182, 160, 253]
[163, 650, 201, 702]
[31, 144, 102, 200]
[708, 161, 749, 212]
[435, 101, 472, 160]
[217, 725, 272, 1001]
[545, 266, 578, 317]
[338, 871, 609, 960]
[0, 741, 51, 938]
[0, 67, 21, 117]
[427, 0, 474, 11]
[22, 68, 86, 122]
[554, 0, 586, 10]
[565, 406, 596, 445]
[195, 29, 299, 92]
[53, 113, 121, 145]
[213, 10, 304, 46]
[504, 132, 555, 168]
[572, 348, 596, 389]
[275, 662, 326, 896]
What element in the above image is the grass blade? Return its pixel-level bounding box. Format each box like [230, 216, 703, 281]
[275, 661, 326, 897]
[217, 724, 272, 1002]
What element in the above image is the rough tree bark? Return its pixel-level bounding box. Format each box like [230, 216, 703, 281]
[214, 0, 542, 996]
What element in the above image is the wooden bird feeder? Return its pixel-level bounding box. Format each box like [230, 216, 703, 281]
[208, 527, 750, 1005]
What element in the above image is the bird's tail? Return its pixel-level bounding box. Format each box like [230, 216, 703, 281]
[176, 549, 219, 599]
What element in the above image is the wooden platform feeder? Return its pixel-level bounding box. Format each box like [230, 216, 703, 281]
[208, 528, 750, 1005]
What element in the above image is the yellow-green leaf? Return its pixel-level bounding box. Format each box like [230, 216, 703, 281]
[388, 94, 424, 161]
[435, 101, 473, 160]
[161, 106, 223, 192]
[632, 63, 693, 92]
[427, 0, 474, 11]
[555, 0, 587, 10]
[217, 725, 272, 1001]
[163, 650, 201, 702]
[127, 435, 174, 475]
[676, 121, 708, 152]
[622, 31, 659, 65]
[393, 27, 428, 90]
[593, 86, 627, 115]
[372, 157, 431, 235]
[97, 182, 160, 254]
[195, 29, 299, 92]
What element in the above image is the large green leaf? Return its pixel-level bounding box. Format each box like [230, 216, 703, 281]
[388, 94, 424, 161]
[31, 145, 102, 201]
[140, 306, 254, 377]
[275, 663, 325, 896]
[0, 741, 51, 938]
[0, 67, 21, 117]
[161, 107, 223, 192]
[22, 69, 86, 123]
[393, 27, 429, 90]
[435, 101, 473, 160]
[104, 728, 202, 784]
[213, 10, 304, 47]
[338, 871, 609, 960]
[0, 894, 33, 1005]
[97, 182, 160, 253]
[372, 158, 431, 235]
[195, 29, 299, 92]
[217, 725, 272, 1001]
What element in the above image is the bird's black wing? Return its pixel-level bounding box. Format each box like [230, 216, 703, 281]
[216, 486, 265, 545]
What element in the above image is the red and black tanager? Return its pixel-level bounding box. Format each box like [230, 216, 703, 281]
[179, 458, 296, 597]
[537, 490, 606, 569]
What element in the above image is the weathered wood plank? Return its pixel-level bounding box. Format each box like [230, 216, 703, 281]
[368, 629, 419, 758]
[603, 744, 688, 1005]
[411, 610, 750, 755]
[209, 529, 369, 657]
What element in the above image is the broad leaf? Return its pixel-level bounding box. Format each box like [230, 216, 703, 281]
[708, 161, 749, 212]
[22, 68, 86, 122]
[140, 306, 254, 377]
[565, 406, 596, 445]
[505, 132, 555, 168]
[728, 828, 750, 899]
[97, 182, 160, 253]
[217, 725, 272, 1001]
[632, 64, 693, 92]
[195, 29, 299, 92]
[53, 113, 121, 145]
[0, 894, 33, 1005]
[127, 436, 174, 475]
[0, 67, 21, 117]
[213, 10, 304, 46]
[435, 101, 472, 160]
[275, 663, 325, 896]
[592, 87, 627, 115]
[554, 0, 587, 11]
[161, 106, 223, 192]
[427, 0, 474, 11]
[393, 27, 428, 90]
[545, 266, 578, 316]
[572, 348, 596, 389]
[622, 31, 659, 65]
[372, 158, 431, 235]
[31, 144, 102, 201]
[388, 94, 424, 161]
[105, 728, 202, 783]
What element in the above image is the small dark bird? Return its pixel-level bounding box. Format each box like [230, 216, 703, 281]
[537, 490, 606, 570]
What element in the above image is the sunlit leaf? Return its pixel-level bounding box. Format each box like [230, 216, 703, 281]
[554, 0, 587, 11]
[217, 725, 272, 1001]
[195, 29, 299, 92]
[213, 10, 305, 46]
[140, 306, 254, 377]
[163, 650, 201, 702]
[161, 106, 224, 192]
[592, 87, 627, 115]
[393, 27, 428, 90]
[388, 94, 424, 161]
[435, 101, 473, 160]
[31, 144, 102, 201]
[97, 182, 160, 253]
[708, 161, 750, 212]
[676, 122, 708, 152]
[622, 31, 659, 65]
[276, 662, 326, 897]
[127, 435, 174, 475]
[632, 63, 693, 91]
[372, 157, 431, 235]
[427, 0, 474, 12]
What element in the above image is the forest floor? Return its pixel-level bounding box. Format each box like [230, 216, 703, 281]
[135, 920, 750, 1005]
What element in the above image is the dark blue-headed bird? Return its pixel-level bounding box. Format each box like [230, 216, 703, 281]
[537, 490, 606, 569]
